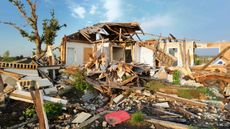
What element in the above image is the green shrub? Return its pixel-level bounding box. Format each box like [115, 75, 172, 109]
[44, 102, 63, 119]
[73, 70, 91, 91]
[23, 102, 63, 119]
[195, 59, 201, 65]
[173, 70, 180, 85]
[188, 125, 200, 129]
[131, 111, 144, 123]
[23, 106, 36, 118]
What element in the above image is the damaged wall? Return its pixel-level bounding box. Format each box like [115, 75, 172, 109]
[159, 41, 195, 67]
[134, 45, 154, 67]
[66, 42, 93, 66]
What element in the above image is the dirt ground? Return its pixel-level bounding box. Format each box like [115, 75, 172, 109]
[0, 100, 31, 128]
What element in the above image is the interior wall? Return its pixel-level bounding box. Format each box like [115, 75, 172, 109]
[66, 42, 93, 66]
[140, 47, 154, 66]
[112, 47, 124, 61]
[125, 49, 132, 63]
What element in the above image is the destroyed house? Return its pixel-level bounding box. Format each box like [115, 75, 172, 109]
[60, 22, 146, 66]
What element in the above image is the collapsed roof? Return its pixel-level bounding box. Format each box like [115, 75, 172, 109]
[66, 22, 144, 43]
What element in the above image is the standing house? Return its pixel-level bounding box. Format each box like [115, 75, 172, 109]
[60, 22, 149, 66]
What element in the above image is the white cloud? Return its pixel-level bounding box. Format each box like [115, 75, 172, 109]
[140, 15, 174, 32]
[66, 0, 87, 19]
[102, 0, 122, 22]
[71, 6, 86, 19]
[89, 5, 97, 15]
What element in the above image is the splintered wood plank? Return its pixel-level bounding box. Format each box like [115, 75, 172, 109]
[83, 48, 93, 64]
[0, 75, 3, 92]
[0, 69, 25, 80]
[201, 46, 230, 70]
[145, 118, 189, 129]
[156, 92, 207, 108]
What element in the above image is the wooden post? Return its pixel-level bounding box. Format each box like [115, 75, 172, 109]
[30, 80, 49, 129]
[119, 28, 122, 42]
[0, 74, 4, 92]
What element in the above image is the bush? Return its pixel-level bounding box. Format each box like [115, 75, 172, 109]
[73, 70, 91, 91]
[23, 102, 63, 119]
[23, 106, 36, 118]
[173, 70, 180, 85]
[195, 59, 201, 65]
[44, 102, 63, 119]
[131, 111, 144, 124]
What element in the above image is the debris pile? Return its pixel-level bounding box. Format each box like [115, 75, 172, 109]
[85, 53, 151, 94]
[1, 22, 230, 129]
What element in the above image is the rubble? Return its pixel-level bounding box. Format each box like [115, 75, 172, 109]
[72, 112, 92, 124]
[1, 22, 230, 129]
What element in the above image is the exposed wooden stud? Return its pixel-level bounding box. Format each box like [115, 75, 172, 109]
[201, 46, 230, 70]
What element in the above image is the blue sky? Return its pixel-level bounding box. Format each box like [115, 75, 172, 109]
[0, 0, 230, 56]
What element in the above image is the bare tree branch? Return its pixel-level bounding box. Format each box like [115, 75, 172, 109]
[0, 21, 34, 41]
[26, 0, 37, 24]
[8, 0, 33, 24]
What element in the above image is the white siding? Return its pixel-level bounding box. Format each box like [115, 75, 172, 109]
[66, 42, 93, 66]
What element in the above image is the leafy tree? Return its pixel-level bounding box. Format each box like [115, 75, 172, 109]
[2, 50, 11, 62]
[0, 0, 66, 58]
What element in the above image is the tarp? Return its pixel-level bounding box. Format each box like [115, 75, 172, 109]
[104, 110, 130, 126]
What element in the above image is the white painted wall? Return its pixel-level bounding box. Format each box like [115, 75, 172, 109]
[97, 43, 110, 61]
[133, 45, 154, 67]
[66, 42, 93, 66]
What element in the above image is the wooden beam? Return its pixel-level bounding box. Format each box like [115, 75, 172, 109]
[0, 74, 4, 92]
[9, 90, 68, 105]
[200, 46, 230, 70]
[156, 92, 207, 108]
[30, 80, 49, 129]
[0, 69, 25, 80]
[145, 118, 189, 129]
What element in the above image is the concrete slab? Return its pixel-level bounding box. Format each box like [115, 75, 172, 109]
[43, 87, 58, 96]
[72, 112, 92, 123]
[113, 94, 124, 103]
[4, 77, 17, 87]
[153, 102, 170, 108]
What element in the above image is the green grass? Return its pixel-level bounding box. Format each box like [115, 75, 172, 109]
[145, 80, 166, 92]
[130, 111, 144, 124]
[145, 80, 214, 100]
[178, 87, 214, 99]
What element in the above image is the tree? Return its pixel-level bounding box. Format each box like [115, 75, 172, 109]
[2, 50, 11, 62]
[0, 0, 66, 58]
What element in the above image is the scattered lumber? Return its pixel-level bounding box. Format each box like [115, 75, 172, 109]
[145, 118, 189, 129]
[0, 69, 25, 80]
[200, 46, 230, 70]
[9, 90, 68, 105]
[156, 92, 207, 108]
